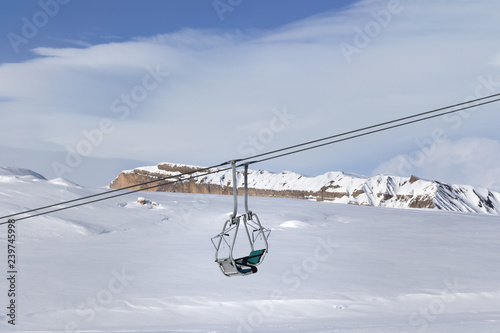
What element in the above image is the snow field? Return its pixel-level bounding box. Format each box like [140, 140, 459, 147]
[0, 168, 499, 332]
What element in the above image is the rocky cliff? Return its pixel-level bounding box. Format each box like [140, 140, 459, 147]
[109, 162, 500, 214]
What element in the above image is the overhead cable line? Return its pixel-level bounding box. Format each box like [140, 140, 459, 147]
[237, 92, 500, 163]
[0, 161, 232, 221]
[241, 95, 500, 165]
[1, 93, 499, 225]
[0, 166, 232, 225]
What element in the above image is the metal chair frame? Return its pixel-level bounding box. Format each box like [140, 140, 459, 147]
[211, 161, 270, 277]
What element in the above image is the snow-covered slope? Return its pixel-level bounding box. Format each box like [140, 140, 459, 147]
[0, 166, 46, 180]
[110, 162, 500, 214]
[1, 166, 500, 332]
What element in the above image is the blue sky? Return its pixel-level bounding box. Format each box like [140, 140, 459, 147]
[1, 0, 500, 189]
[0, 0, 355, 62]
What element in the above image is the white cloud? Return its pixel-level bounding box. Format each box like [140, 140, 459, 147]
[1, 0, 500, 185]
[374, 137, 500, 191]
[59, 39, 93, 48]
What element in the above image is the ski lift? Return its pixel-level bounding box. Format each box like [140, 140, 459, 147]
[211, 161, 271, 277]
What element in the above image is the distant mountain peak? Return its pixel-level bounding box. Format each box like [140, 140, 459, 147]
[0, 166, 47, 180]
[110, 162, 500, 215]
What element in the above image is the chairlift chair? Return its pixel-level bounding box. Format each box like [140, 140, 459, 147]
[211, 162, 271, 277]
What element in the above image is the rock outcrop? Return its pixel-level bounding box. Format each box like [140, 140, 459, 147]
[109, 162, 500, 214]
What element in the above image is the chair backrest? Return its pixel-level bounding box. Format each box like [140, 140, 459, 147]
[234, 249, 266, 266]
[246, 249, 266, 265]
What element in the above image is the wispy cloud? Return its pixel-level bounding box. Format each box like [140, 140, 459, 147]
[59, 38, 93, 48]
[0, 0, 499, 186]
[374, 137, 500, 191]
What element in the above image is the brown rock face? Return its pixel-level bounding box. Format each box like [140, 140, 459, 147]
[109, 163, 500, 214]
[109, 163, 437, 209]
[110, 169, 327, 199]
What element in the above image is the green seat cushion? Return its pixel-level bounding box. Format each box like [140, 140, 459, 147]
[234, 249, 266, 265]
[247, 249, 265, 264]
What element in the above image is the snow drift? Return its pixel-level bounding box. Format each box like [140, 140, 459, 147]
[1, 165, 499, 332]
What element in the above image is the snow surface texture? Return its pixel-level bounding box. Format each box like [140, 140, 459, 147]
[1, 166, 500, 332]
[119, 163, 500, 214]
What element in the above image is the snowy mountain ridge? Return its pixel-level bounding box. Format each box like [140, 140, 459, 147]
[110, 162, 500, 214]
[1, 165, 500, 332]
